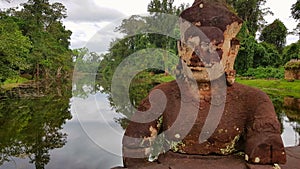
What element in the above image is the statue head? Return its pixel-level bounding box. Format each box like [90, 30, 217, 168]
[177, 0, 243, 85]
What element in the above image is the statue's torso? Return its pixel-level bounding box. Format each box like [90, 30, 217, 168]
[124, 80, 285, 164]
[154, 81, 265, 155]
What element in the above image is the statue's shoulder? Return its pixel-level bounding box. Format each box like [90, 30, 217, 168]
[137, 80, 180, 111]
[149, 80, 181, 101]
[152, 80, 180, 93]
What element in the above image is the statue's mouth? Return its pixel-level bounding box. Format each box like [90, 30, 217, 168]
[186, 50, 220, 71]
[190, 66, 207, 72]
[188, 61, 217, 71]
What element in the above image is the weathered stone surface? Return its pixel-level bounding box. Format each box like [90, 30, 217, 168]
[123, 80, 286, 165]
[179, 0, 242, 31]
[178, 0, 243, 85]
[284, 59, 300, 81]
[121, 0, 286, 168]
[281, 146, 300, 169]
[285, 69, 300, 81]
[157, 152, 247, 169]
[113, 147, 300, 169]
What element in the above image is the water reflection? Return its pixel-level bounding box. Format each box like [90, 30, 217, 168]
[96, 71, 164, 129]
[282, 96, 300, 146]
[0, 77, 299, 169]
[0, 82, 72, 169]
[281, 116, 300, 147]
[99, 72, 300, 148]
[284, 97, 300, 121]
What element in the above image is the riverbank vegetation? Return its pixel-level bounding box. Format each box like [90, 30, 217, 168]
[92, 0, 300, 120]
[98, 0, 300, 97]
[1, 1, 299, 167]
[1, 0, 300, 97]
[137, 72, 300, 99]
[0, 0, 73, 88]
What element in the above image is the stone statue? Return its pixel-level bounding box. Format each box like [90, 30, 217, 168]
[122, 0, 286, 168]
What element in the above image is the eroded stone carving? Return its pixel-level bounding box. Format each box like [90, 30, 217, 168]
[284, 59, 300, 81]
[122, 0, 286, 168]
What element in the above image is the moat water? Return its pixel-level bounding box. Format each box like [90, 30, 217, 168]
[0, 82, 299, 169]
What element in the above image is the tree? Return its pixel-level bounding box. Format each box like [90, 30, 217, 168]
[0, 13, 32, 82]
[291, 0, 300, 39]
[291, 0, 300, 20]
[147, 0, 187, 75]
[148, 0, 186, 15]
[12, 0, 72, 80]
[98, 0, 187, 123]
[226, 0, 272, 36]
[282, 41, 300, 63]
[101, 0, 187, 82]
[234, 23, 280, 74]
[235, 35, 256, 74]
[226, 0, 278, 73]
[259, 19, 287, 51]
[73, 47, 102, 74]
[260, 42, 281, 67]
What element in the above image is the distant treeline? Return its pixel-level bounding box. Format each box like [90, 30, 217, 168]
[2, 0, 300, 85]
[97, 0, 300, 89]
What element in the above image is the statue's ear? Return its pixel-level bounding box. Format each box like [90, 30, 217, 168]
[221, 22, 242, 86]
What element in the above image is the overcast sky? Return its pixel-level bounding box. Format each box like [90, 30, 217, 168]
[1, 0, 298, 53]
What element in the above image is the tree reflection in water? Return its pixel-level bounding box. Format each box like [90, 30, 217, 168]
[283, 96, 300, 145]
[0, 82, 72, 169]
[97, 70, 300, 146]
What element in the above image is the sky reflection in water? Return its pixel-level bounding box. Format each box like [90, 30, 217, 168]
[0, 89, 299, 169]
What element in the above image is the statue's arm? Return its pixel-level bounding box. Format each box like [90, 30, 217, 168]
[122, 96, 162, 167]
[244, 90, 286, 164]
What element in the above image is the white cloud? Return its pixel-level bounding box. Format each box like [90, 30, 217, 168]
[1, 0, 298, 48]
[64, 21, 103, 49]
[85, 19, 126, 53]
[63, 0, 124, 22]
[65, 0, 194, 49]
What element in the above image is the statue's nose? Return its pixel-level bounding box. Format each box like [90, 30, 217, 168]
[190, 46, 221, 67]
[189, 52, 205, 67]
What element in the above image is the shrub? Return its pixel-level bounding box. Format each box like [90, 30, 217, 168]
[242, 66, 284, 79]
[284, 60, 300, 70]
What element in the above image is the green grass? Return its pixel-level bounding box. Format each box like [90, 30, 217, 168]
[153, 74, 175, 83]
[1, 77, 30, 90]
[236, 78, 300, 98]
[152, 74, 300, 98]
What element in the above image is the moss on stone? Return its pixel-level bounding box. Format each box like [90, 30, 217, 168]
[220, 134, 240, 155]
[170, 141, 186, 153]
[285, 60, 300, 70]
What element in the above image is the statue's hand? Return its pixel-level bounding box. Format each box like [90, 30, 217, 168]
[245, 133, 286, 164]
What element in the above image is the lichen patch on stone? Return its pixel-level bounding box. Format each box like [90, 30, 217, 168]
[220, 134, 240, 155]
[254, 157, 260, 163]
[273, 164, 281, 169]
[245, 154, 249, 161]
[199, 3, 203, 9]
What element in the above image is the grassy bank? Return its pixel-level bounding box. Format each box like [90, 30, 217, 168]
[152, 73, 300, 98]
[235, 78, 300, 98]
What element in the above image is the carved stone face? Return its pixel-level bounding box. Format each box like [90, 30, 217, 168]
[177, 0, 243, 85]
[178, 19, 225, 83]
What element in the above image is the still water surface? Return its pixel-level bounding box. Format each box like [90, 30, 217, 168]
[0, 83, 299, 169]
